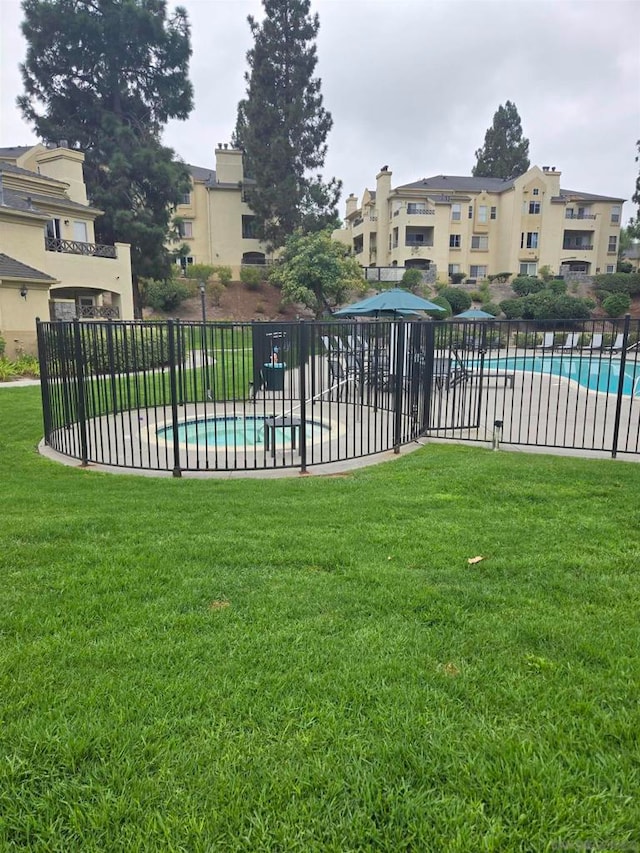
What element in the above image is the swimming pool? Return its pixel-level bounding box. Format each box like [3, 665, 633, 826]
[157, 415, 331, 448]
[481, 354, 640, 397]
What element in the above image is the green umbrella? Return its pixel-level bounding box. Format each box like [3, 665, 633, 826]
[334, 288, 445, 317]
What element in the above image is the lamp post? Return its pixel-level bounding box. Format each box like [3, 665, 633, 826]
[198, 280, 206, 324]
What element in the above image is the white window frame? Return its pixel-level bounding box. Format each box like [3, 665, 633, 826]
[606, 264, 615, 273]
[179, 221, 193, 238]
[179, 192, 191, 206]
[528, 201, 541, 215]
[521, 232, 539, 249]
[451, 203, 461, 221]
[519, 262, 538, 276]
[477, 205, 488, 224]
[532, 188, 540, 196]
[73, 220, 88, 242]
[448, 263, 461, 275]
[449, 234, 461, 248]
[490, 206, 497, 220]
[610, 205, 621, 224]
[608, 235, 617, 253]
[471, 235, 488, 250]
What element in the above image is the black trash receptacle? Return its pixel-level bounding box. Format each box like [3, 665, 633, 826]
[262, 363, 286, 391]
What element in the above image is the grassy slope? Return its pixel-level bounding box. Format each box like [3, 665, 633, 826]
[1, 388, 639, 851]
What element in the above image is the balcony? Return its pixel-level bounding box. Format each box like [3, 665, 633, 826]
[565, 212, 596, 220]
[563, 242, 593, 251]
[45, 237, 117, 258]
[77, 305, 120, 319]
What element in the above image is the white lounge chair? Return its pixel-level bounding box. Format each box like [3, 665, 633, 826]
[538, 332, 555, 349]
[580, 333, 603, 351]
[559, 333, 580, 350]
[604, 333, 625, 353]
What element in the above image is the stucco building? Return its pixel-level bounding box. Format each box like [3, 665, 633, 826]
[0, 143, 133, 357]
[335, 165, 624, 284]
[170, 144, 272, 277]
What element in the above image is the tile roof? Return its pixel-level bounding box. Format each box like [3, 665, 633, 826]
[0, 252, 56, 282]
[0, 160, 67, 185]
[558, 188, 625, 203]
[398, 175, 516, 194]
[0, 146, 33, 159]
[189, 164, 216, 184]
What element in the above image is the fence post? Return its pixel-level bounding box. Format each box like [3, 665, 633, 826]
[36, 318, 52, 445]
[392, 318, 406, 453]
[298, 319, 308, 473]
[611, 313, 631, 459]
[167, 319, 182, 477]
[72, 318, 89, 466]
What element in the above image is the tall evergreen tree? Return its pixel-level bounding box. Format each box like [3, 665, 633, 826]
[18, 0, 194, 313]
[233, 0, 341, 249]
[627, 139, 640, 240]
[472, 101, 530, 180]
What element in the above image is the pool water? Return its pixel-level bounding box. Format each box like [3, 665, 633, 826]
[481, 354, 640, 397]
[158, 415, 330, 448]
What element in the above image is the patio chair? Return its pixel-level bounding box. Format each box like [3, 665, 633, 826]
[432, 356, 468, 391]
[558, 333, 580, 350]
[538, 332, 555, 349]
[604, 333, 625, 353]
[580, 333, 603, 351]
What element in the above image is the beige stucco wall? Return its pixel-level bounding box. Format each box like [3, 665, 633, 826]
[0, 280, 51, 357]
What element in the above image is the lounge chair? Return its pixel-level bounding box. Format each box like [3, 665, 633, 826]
[558, 333, 580, 350]
[432, 356, 468, 391]
[538, 332, 555, 349]
[580, 333, 603, 351]
[604, 333, 625, 353]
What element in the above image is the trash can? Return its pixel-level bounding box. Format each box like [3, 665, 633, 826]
[262, 363, 286, 391]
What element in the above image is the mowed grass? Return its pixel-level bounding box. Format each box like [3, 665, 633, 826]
[1, 387, 639, 852]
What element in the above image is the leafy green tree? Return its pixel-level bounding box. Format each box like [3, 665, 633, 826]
[472, 101, 530, 179]
[18, 0, 194, 314]
[627, 140, 640, 240]
[233, 0, 341, 249]
[400, 268, 424, 291]
[602, 293, 631, 317]
[269, 230, 365, 317]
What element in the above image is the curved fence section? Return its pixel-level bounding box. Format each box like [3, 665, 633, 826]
[36, 316, 640, 475]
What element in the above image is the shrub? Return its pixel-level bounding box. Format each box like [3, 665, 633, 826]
[214, 265, 233, 287]
[254, 301, 266, 315]
[439, 287, 472, 314]
[602, 292, 631, 317]
[210, 282, 225, 307]
[400, 268, 424, 290]
[487, 272, 511, 283]
[511, 276, 546, 297]
[548, 279, 567, 295]
[240, 265, 263, 290]
[184, 264, 216, 284]
[0, 334, 5, 357]
[513, 330, 542, 348]
[427, 296, 452, 318]
[143, 278, 191, 312]
[480, 302, 501, 317]
[0, 358, 18, 381]
[591, 272, 640, 296]
[469, 290, 484, 303]
[450, 272, 466, 284]
[499, 298, 524, 319]
[538, 265, 554, 282]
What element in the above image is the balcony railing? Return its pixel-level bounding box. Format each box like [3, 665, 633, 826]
[405, 241, 434, 249]
[565, 212, 596, 220]
[562, 243, 593, 251]
[77, 305, 120, 319]
[45, 237, 117, 258]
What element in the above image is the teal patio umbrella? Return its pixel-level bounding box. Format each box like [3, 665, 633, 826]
[334, 288, 445, 317]
[454, 308, 496, 319]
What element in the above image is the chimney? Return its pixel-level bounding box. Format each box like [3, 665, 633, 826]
[345, 193, 358, 218]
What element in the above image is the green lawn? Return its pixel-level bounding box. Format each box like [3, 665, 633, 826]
[1, 387, 639, 852]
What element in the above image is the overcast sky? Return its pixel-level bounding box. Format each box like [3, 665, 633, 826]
[1, 0, 639, 221]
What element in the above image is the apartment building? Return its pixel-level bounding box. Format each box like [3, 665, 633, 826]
[0, 143, 133, 357]
[336, 165, 624, 284]
[170, 144, 272, 276]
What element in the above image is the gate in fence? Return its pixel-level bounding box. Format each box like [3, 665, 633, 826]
[36, 316, 640, 474]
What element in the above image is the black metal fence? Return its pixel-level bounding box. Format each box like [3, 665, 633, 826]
[36, 316, 640, 474]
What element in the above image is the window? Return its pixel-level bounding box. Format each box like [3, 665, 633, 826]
[45, 219, 61, 240]
[470, 265, 487, 278]
[176, 256, 194, 270]
[449, 234, 461, 248]
[532, 188, 539, 196]
[407, 203, 427, 214]
[242, 215, 257, 239]
[606, 264, 615, 273]
[520, 231, 539, 249]
[73, 221, 88, 242]
[451, 203, 461, 221]
[471, 235, 488, 250]
[490, 206, 497, 220]
[468, 205, 473, 219]
[179, 192, 191, 205]
[528, 201, 541, 214]
[177, 220, 193, 238]
[477, 205, 488, 224]
[610, 205, 621, 223]
[608, 235, 617, 253]
[519, 262, 538, 276]
[448, 264, 461, 275]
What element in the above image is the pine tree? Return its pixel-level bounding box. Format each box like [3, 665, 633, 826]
[627, 139, 640, 240]
[233, 0, 341, 249]
[18, 0, 194, 313]
[472, 101, 530, 180]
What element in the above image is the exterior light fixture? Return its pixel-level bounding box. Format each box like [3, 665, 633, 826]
[20, 286, 28, 299]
